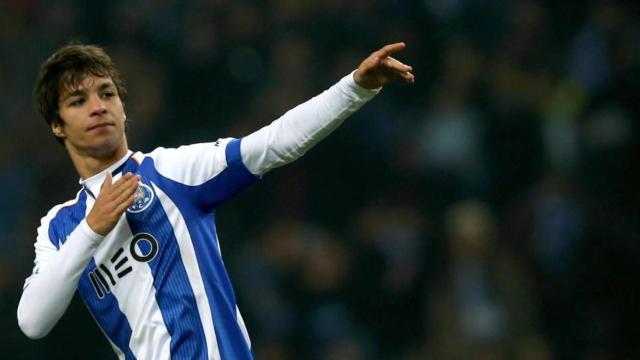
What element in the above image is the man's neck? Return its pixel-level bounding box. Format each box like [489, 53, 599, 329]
[68, 142, 130, 179]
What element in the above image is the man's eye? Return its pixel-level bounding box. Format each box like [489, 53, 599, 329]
[101, 92, 115, 99]
[70, 99, 84, 106]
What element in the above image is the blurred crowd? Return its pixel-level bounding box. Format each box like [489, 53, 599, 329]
[1, 0, 639, 359]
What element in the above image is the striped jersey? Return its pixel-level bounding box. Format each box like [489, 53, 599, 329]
[37, 139, 256, 359]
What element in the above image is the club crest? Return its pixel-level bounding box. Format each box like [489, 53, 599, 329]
[128, 182, 154, 213]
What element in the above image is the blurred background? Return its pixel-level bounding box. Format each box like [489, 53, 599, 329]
[1, 0, 639, 359]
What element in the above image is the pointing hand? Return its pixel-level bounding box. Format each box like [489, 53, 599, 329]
[353, 42, 415, 89]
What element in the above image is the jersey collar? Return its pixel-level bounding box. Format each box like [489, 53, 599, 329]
[79, 150, 134, 199]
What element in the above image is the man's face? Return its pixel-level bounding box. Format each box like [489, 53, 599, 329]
[54, 74, 127, 158]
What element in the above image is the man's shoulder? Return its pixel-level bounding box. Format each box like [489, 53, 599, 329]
[138, 139, 238, 186]
[143, 139, 234, 159]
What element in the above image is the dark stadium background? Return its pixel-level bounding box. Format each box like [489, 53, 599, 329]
[1, 0, 639, 359]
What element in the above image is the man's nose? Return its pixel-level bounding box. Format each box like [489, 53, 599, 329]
[88, 94, 107, 116]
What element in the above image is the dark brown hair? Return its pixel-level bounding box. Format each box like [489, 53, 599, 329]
[34, 43, 127, 143]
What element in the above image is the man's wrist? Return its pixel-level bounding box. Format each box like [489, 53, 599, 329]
[346, 70, 382, 98]
[82, 217, 106, 240]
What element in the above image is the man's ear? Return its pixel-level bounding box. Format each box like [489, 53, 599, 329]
[51, 121, 66, 139]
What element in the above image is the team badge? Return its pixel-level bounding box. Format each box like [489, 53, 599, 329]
[127, 182, 154, 213]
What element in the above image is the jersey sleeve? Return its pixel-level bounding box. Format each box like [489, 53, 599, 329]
[147, 139, 233, 186]
[18, 210, 103, 339]
[146, 138, 260, 211]
[240, 71, 380, 175]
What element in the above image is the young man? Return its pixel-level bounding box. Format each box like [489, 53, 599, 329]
[18, 42, 414, 359]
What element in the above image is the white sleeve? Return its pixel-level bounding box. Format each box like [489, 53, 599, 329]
[146, 139, 233, 186]
[241, 71, 380, 175]
[17, 215, 103, 339]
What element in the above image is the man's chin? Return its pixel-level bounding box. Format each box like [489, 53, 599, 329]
[82, 138, 127, 159]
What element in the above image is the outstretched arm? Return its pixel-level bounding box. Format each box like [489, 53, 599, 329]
[240, 43, 414, 175]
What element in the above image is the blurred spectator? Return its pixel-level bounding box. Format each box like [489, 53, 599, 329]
[349, 200, 428, 358]
[424, 200, 539, 359]
[415, 38, 489, 201]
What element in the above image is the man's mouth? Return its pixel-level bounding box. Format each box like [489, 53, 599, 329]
[87, 123, 113, 131]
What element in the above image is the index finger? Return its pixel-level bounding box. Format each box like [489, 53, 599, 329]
[376, 42, 406, 58]
[102, 172, 113, 191]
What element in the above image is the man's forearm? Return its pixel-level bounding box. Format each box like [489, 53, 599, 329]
[240, 71, 380, 175]
[18, 219, 103, 339]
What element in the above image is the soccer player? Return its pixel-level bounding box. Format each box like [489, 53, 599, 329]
[17, 42, 414, 359]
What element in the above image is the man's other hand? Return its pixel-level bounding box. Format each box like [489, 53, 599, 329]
[353, 42, 415, 89]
